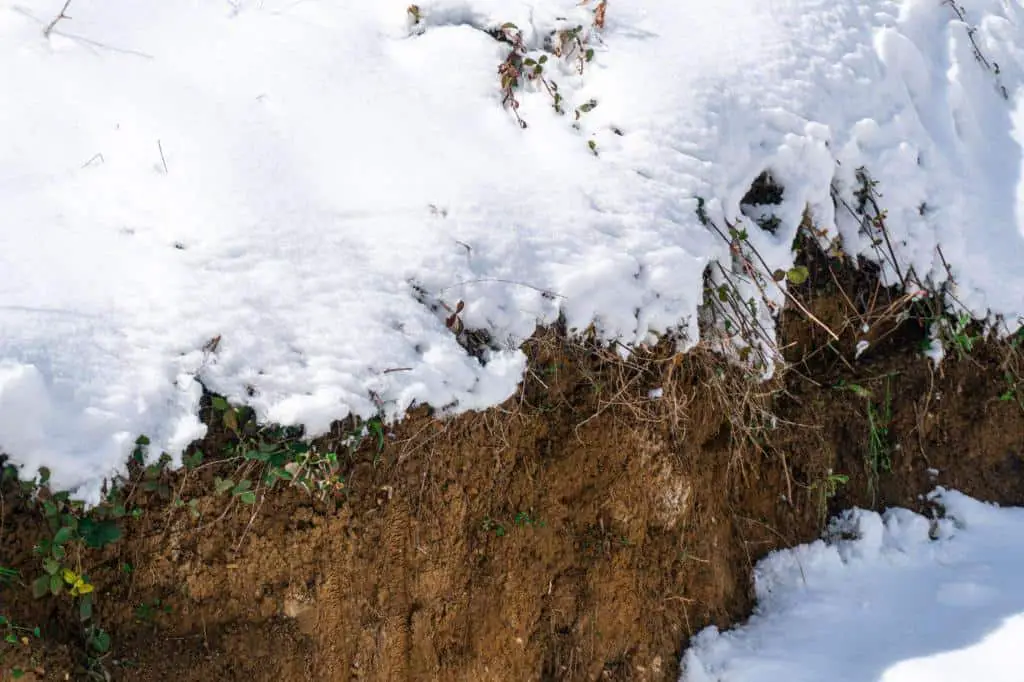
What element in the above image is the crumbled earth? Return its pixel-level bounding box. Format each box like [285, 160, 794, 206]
[2, 248, 1023, 681]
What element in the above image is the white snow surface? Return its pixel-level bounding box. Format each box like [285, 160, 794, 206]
[2, 0, 1024, 497]
[680, 489, 1024, 682]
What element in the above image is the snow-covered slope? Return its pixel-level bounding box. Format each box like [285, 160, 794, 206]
[1, 0, 1023, 496]
[680, 489, 1024, 682]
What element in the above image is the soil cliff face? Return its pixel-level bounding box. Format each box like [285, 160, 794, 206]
[2, 260, 1023, 681]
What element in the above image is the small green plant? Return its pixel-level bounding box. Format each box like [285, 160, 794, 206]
[823, 470, 850, 498]
[865, 379, 894, 505]
[0, 461, 137, 679]
[0, 615, 40, 646]
[942, 312, 981, 358]
[134, 599, 172, 623]
[1000, 372, 1024, 412]
[513, 511, 545, 528]
[833, 379, 872, 399]
[20, 473, 134, 676]
[1, 612, 41, 680]
[32, 496, 114, 600]
[490, 2, 604, 130]
[181, 406, 390, 528]
[481, 517, 506, 537]
[83, 623, 112, 679]
[496, 22, 560, 127]
[834, 378, 894, 505]
[813, 469, 849, 526]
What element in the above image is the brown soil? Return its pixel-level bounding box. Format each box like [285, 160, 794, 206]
[1, 248, 1023, 681]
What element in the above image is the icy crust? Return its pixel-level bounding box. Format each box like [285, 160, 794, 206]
[0, 0, 1023, 498]
[680, 489, 1024, 682]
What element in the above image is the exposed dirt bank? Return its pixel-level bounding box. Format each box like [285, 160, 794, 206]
[2, 249, 1023, 682]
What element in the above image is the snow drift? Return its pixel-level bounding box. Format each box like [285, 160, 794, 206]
[1, 0, 1023, 497]
[680, 489, 1024, 682]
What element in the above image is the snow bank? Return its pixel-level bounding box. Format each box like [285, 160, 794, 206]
[1, 0, 1023, 497]
[680, 489, 1024, 682]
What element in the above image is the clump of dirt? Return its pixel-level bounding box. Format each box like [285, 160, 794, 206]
[1, 243, 1023, 681]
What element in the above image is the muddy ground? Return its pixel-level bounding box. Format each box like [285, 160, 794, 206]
[2, 246, 1023, 681]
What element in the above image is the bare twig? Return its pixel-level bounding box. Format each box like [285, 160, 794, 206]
[157, 140, 169, 174]
[438, 277, 564, 299]
[43, 0, 73, 38]
[80, 153, 104, 169]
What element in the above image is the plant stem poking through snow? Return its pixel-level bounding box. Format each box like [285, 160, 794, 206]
[492, 6, 602, 129]
[943, 0, 1009, 100]
[157, 140, 169, 174]
[43, 0, 73, 38]
[696, 196, 841, 372]
[495, 23, 531, 128]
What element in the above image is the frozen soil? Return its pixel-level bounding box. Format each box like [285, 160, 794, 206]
[2, 251, 1023, 682]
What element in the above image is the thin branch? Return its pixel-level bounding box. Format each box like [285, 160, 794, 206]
[43, 0, 73, 38]
[157, 140, 169, 174]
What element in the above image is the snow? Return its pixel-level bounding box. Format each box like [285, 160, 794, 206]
[680, 489, 1024, 682]
[2, 0, 1024, 497]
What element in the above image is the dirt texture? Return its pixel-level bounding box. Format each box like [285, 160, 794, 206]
[2, 244, 1023, 682]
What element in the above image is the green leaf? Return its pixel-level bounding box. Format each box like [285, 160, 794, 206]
[11, 668, 24, 679]
[51, 522, 73, 544]
[585, 48, 595, 61]
[211, 396, 230, 412]
[368, 419, 385, 452]
[214, 477, 235, 495]
[184, 449, 204, 469]
[43, 558, 60, 575]
[501, 21, 517, 29]
[244, 449, 270, 462]
[523, 58, 536, 66]
[38, 466, 51, 485]
[232, 479, 252, 495]
[238, 491, 257, 505]
[79, 518, 123, 549]
[135, 434, 151, 446]
[51, 543, 65, 561]
[80, 593, 94, 621]
[786, 265, 810, 285]
[49, 573, 63, 596]
[89, 629, 111, 653]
